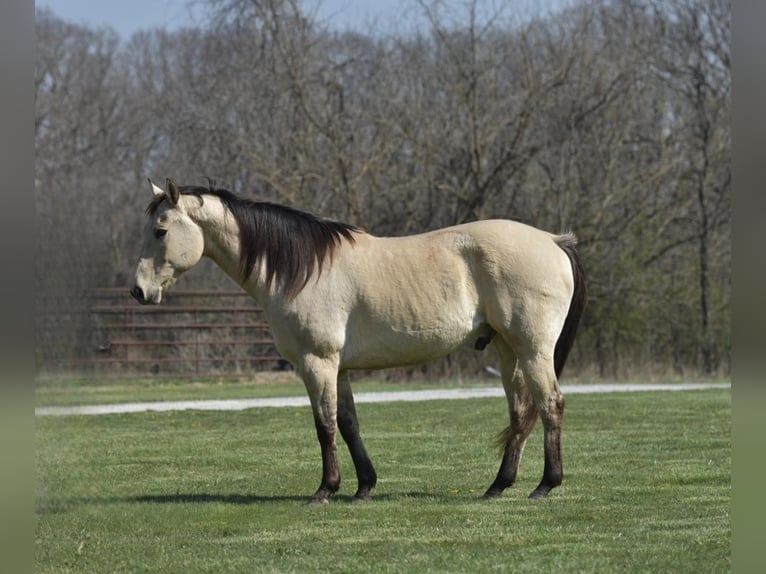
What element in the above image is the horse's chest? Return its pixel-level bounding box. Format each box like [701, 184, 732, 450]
[265, 305, 348, 365]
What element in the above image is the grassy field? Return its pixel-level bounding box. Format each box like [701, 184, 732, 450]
[36, 387, 730, 573]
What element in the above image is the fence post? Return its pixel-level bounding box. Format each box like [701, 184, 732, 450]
[194, 307, 200, 376]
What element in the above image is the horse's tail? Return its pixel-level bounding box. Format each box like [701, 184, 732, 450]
[553, 233, 588, 378]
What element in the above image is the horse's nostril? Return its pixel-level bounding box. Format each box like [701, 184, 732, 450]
[130, 285, 144, 301]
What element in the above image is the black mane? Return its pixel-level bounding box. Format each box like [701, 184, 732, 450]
[147, 184, 360, 298]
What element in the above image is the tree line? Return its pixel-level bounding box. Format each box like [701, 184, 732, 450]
[35, 0, 730, 379]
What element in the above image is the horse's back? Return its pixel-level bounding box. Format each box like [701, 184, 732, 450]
[456, 219, 573, 289]
[368, 219, 570, 292]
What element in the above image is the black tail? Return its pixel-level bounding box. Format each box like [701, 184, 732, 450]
[553, 233, 588, 378]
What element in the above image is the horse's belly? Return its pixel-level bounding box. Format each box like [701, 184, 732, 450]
[339, 313, 481, 370]
[339, 252, 484, 369]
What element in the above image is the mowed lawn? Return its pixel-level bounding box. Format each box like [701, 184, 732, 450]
[36, 387, 730, 573]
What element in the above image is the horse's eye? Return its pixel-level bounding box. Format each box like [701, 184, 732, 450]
[154, 228, 167, 239]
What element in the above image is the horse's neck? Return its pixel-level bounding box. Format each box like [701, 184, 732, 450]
[188, 196, 250, 288]
[187, 195, 275, 306]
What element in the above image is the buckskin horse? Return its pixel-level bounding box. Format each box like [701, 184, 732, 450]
[131, 179, 587, 504]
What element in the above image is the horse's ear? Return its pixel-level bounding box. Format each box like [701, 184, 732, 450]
[148, 178, 165, 197]
[166, 178, 180, 205]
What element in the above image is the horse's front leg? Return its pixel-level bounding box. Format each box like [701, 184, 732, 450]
[300, 354, 341, 505]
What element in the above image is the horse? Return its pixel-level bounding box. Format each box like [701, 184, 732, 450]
[131, 178, 587, 504]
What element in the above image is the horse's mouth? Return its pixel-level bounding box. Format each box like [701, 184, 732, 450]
[130, 285, 162, 305]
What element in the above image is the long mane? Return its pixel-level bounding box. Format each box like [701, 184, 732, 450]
[147, 184, 360, 298]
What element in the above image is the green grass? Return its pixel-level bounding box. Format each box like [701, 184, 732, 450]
[36, 388, 730, 573]
[35, 373, 306, 407]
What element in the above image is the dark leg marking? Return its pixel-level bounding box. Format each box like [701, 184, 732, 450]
[310, 416, 340, 505]
[483, 395, 538, 499]
[337, 376, 377, 501]
[529, 394, 564, 499]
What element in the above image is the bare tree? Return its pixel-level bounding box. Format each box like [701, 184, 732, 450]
[643, 0, 730, 374]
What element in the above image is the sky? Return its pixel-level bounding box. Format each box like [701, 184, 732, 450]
[37, 0, 416, 38]
[37, 0, 562, 39]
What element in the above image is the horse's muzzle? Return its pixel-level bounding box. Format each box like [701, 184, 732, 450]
[130, 285, 152, 305]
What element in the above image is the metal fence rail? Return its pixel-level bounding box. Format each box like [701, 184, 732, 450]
[47, 288, 284, 379]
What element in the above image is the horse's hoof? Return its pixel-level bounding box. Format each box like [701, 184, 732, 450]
[352, 493, 372, 504]
[308, 497, 330, 506]
[528, 487, 551, 499]
[482, 489, 503, 500]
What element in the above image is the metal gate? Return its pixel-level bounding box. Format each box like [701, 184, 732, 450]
[63, 288, 285, 379]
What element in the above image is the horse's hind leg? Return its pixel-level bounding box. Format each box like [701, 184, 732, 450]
[337, 371, 377, 501]
[483, 340, 538, 499]
[519, 354, 565, 499]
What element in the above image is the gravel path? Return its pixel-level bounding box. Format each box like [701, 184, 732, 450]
[35, 382, 730, 417]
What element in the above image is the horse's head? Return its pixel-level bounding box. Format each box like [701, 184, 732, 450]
[131, 178, 205, 304]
